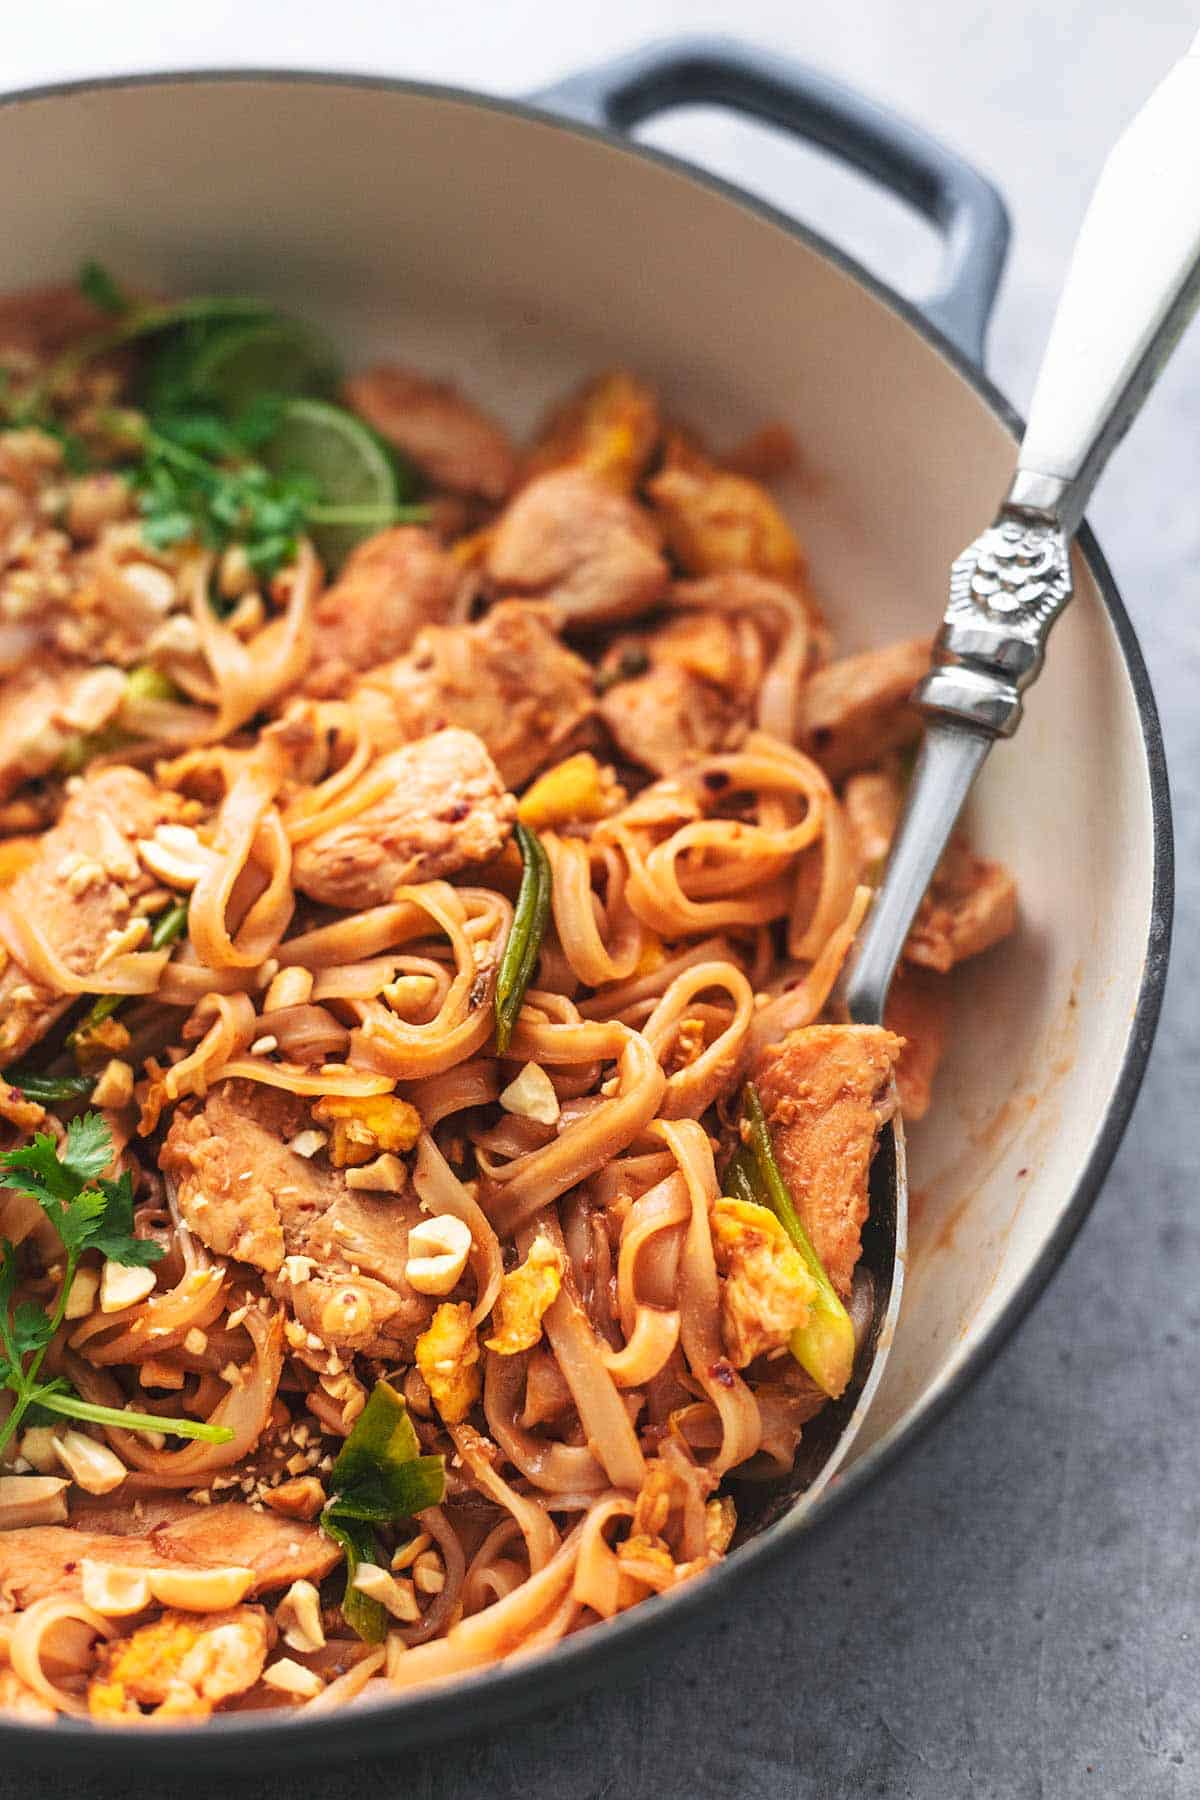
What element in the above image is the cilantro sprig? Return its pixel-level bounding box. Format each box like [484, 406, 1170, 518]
[125, 406, 321, 579]
[0, 1115, 233, 1458]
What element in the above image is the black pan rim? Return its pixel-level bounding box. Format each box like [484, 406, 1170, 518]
[0, 63, 1174, 1768]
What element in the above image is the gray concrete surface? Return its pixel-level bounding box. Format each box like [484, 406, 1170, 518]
[3, 2, 1198, 1795]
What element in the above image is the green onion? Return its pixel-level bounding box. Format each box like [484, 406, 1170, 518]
[737, 1082, 858, 1400]
[494, 823, 552, 1055]
[1, 1068, 95, 1103]
[326, 1378, 445, 1519]
[148, 899, 190, 953]
[320, 1511, 387, 1644]
[321, 1378, 446, 1641]
[66, 899, 189, 1059]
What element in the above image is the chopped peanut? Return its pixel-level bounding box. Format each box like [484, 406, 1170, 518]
[64, 1262, 100, 1319]
[275, 1579, 326, 1654]
[262, 1657, 324, 1699]
[405, 1213, 472, 1296]
[499, 1061, 560, 1126]
[0, 1474, 69, 1527]
[54, 1429, 126, 1495]
[80, 1560, 152, 1618]
[351, 1564, 420, 1623]
[91, 1057, 134, 1109]
[100, 1258, 156, 1313]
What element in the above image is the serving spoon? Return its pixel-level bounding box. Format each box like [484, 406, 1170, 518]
[793, 31, 1200, 1508]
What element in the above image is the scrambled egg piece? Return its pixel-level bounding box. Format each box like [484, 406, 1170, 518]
[646, 461, 804, 584]
[615, 1533, 678, 1593]
[415, 1300, 481, 1424]
[88, 1607, 269, 1721]
[711, 1196, 817, 1368]
[313, 1094, 421, 1168]
[484, 1235, 564, 1355]
[525, 370, 660, 491]
[517, 754, 622, 830]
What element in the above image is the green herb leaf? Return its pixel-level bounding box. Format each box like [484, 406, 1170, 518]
[329, 1379, 446, 1519]
[321, 1378, 445, 1640]
[10, 1301, 54, 1358]
[0, 1115, 163, 1267]
[0, 1067, 95, 1104]
[320, 1510, 388, 1644]
[79, 260, 131, 317]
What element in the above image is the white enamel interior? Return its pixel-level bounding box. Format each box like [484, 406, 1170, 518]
[0, 77, 1158, 1469]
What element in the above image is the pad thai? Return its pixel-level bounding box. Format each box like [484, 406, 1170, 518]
[0, 271, 1016, 1724]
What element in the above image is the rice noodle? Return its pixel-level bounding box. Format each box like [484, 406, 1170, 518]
[0, 335, 960, 1726]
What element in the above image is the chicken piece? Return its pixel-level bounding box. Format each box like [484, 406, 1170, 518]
[645, 457, 805, 587]
[89, 1607, 269, 1721]
[0, 766, 173, 1063]
[842, 766, 904, 875]
[161, 1081, 435, 1357]
[797, 639, 929, 780]
[598, 610, 753, 775]
[522, 369, 661, 490]
[754, 1024, 904, 1298]
[0, 658, 128, 802]
[843, 763, 1016, 975]
[415, 1300, 481, 1424]
[885, 966, 951, 1123]
[620, 609, 750, 689]
[301, 527, 467, 699]
[520, 1346, 573, 1428]
[484, 1234, 564, 1355]
[906, 841, 1017, 973]
[711, 1196, 816, 1368]
[486, 469, 669, 627]
[344, 365, 517, 501]
[601, 659, 741, 776]
[350, 601, 595, 789]
[0, 281, 115, 359]
[291, 727, 515, 910]
[0, 1502, 339, 1612]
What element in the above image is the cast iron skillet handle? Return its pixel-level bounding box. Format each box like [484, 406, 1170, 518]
[531, 35, 1010, 366]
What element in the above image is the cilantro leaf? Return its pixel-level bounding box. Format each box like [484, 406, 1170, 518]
[0, 1115, 163, 1265]
[0, 1122, 206, 1458]
[89, 1172, 163, 1267]
[62, 1111, 117, 1185]
[11, 1301, 54, 1358]
[79, 260, 131, 317]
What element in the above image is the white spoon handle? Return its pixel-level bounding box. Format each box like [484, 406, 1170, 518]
[1015, 30, 1200, 534]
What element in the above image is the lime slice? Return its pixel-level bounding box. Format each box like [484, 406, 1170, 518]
[53, 295, 273, 398]
[188, 317, 341, 414]
[258, 397, 400, 570]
